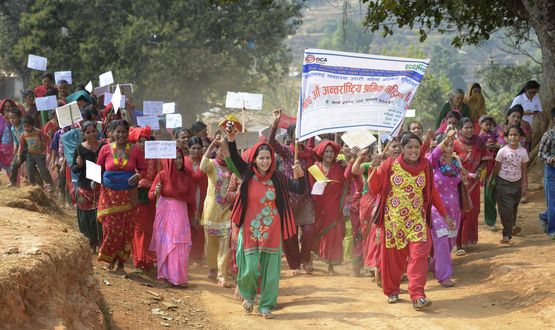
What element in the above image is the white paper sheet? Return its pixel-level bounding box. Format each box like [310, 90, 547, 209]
[103, 92, 126, 108]
[54, 71, 72, 84]
[225, 92, 263, 110]
[163, 102, 176, 114]
[35, 95, 58, 111]
[311, 181, 327, 195]
[55, 102, 82, 128]
[93, 85, 111, 97]
[165, 113, 182, 129]
[143, 101, 164, 116]
[111, 84, 123, 114]
[85, 160, 102, 183]
[137, 116, 160, 130]
[405, 109, 416, 118]
[145, 141, 177, 159]
[27, 54, 47, 71]
[98, 71, 114, 87]
[85, 81, 93, 93]
[341, 129, 377, 149]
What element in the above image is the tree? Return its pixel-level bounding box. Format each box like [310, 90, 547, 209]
[361, 0, 555, 146]
[0, 0, 303, 124]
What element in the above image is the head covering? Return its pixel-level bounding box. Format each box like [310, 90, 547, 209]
[0, 98, 17, 116]
[66, 91, 94, 105]
[479, 114, 495, 124]
[465, 83, 486, 121]
[158, 148, 193, 202]
[314, 140, 340, 159]
[128, 126, 152, 143]
[248, 142, 276, 182]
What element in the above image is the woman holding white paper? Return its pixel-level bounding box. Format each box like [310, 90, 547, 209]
[71, 121, 105, 253]
[309, 140, 347, 275]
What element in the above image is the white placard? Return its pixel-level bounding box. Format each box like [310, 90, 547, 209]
[85, 160, 102, 183]
[85, 81, 93, 93]
[54, 71, 72, 84]
[165, 113, 182, 129]
[341, 129, 377, 150]
[103, 93, 126, 108]
[311, 181, 327, 195]
[225, 92, 263, 110]
[145, 141, 177, 159]
[163, 102, 176, 114]
[98, 71, 114, 87]
[93, 85, 110, 97]
[55, 102, 82, 128]
[111, 84, 123, 114]
[137, 116, 160, 130]
[27, 54, 47, 71]
[112, 83, 133, 96]
[405, 109, 416, 118]
[143, 101, 164, 116]
[235, 132, 260, 150]
[35, 95, 58, 111]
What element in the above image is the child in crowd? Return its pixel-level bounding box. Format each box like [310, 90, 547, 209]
[479, 115, 500, 231]
[491, 125, 529, 244]
[18, 115, 55, 191]
[8, 109, 24, 186]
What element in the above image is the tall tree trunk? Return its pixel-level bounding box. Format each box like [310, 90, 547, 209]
[523, 0, 555, 148]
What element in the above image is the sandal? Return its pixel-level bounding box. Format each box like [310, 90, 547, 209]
[413, 297, 432, 310]
[512, 226, 522, 236]
[303, 263, 314, 275]
[242, 299, 254, 313]
[218, 279, 232, 288]
[292, 269, 301, 276]
[327, 265, 335, 276]
[440, 279, 455, 287]
[500, 236, 511, 244]
[260, 309, 274, 319]
[454, 249, 466, 256]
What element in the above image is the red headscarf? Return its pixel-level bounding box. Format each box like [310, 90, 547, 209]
[128, 126, 152, 143]
[158, 149, 193, 202]
[248, 142, 276, 182]
[314, 140, 341, 159]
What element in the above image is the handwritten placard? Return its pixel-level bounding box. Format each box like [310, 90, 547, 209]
[85, 81, 93, 93]
[143, 101, 164, 116]
[225, 92, 263, 110]
[85, 160, 102, 183]
[98, 71, 114, 87]
[54, 71, 72, 84]
[145, 141, 177, 159]
[341, 129, 377, 150]
[35, 95, 58, 111]
[103, 93, 126, 108]
[137, 116, 160, 130]
[55, 102, 82, 128]
[405, 109, 416, 118]
[27, 54, 47, 71]
[163, 102, 176, 114]
[235, 132, 260, 150]
[165, 113, 182, 129]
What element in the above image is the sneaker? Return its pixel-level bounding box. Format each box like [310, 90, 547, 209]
[413, 297, 432, 310]
[387, 294, 400, 304]
[512, 226, 522, 236]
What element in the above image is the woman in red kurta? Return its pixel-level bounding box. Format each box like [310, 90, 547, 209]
[129, 126, 159, 269]
[96, 120, 146, 272]
[453, 118, 489, 254]
[310, 140, 347, 275]
[185, 136, 208, 266]
[369, 133, 452, 310]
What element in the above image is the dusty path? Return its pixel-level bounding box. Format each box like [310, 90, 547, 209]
[44, 182, 551, 329]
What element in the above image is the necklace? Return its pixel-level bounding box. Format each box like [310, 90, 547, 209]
[111, 142, 131, 169]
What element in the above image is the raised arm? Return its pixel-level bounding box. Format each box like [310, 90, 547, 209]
[226, 130, 249, 176]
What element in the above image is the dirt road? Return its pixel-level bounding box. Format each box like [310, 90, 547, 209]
[96, 188, 555, 329]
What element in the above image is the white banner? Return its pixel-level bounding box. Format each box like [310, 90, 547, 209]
[145, 141, 177, 159]
[296, 49, 429, 141]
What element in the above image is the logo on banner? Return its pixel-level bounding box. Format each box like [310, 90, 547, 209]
[405, 63, 427, 73]
[305, 54, 327, 64]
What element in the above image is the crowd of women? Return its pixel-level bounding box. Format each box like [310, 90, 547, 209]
[1, 74, 554, 319]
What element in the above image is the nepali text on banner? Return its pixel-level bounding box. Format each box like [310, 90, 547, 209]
[296, 49, 430, 141]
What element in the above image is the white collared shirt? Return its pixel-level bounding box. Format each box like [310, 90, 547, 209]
[510, 93, 542, 125]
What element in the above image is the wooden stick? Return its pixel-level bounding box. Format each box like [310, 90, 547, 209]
[294, 140, 299, 162]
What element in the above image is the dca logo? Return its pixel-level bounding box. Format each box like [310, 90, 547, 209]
[305, 54, 328, 64]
